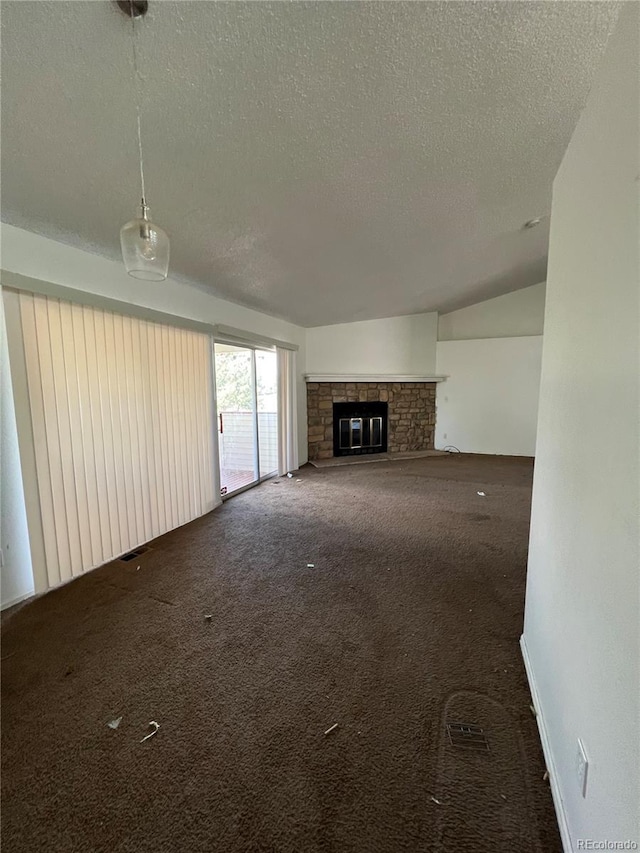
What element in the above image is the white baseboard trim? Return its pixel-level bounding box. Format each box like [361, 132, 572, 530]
[1, 590, 34, 611]
[520, 634, 573, 853]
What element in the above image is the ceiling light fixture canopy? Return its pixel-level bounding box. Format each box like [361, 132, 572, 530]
[118, 0, 169, 281]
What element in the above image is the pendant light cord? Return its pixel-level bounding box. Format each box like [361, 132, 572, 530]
[129, 1, 147, 209]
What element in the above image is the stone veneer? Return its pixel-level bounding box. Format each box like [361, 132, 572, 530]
[307, 382, 436, 461]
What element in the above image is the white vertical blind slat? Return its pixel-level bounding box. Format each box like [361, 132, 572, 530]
[71, 302, 103, 567]
[156, 323, 172, 531]
[18, 293, 217, 588]
[147, 322, 165, 537]
[93, 309, 121, 557]
[105, 311, 130, 552]
[185, 329, 199, 519]
[123, 314, 145, 544]
[113, 312, 136, 544]
[277, 347, 299, 477]
[20, 294, 61, 586]
[175, 329, 188, 521]
[168, 328, 185, 526]
[72, 305, 108, 565]
[49, 300, 83, 579]
[60, 300, 93, 571]
[190, 333, 204, 513]
[34, 297, 73, 581]
[138, 324, 154, 542]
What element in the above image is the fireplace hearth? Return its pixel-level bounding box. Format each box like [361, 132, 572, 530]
[333, 402, 388, 456]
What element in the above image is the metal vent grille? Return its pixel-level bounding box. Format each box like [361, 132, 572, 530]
[120, 545, 151, 562]
[447, 722, 490, 752]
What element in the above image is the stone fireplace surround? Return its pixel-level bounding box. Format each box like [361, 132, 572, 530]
[306, 377, 439, 461]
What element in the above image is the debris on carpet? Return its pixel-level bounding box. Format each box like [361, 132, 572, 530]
[140, 721, 160, 743]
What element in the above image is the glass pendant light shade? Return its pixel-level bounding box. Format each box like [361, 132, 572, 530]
[119, 4, 170, 281]
[120, 203, 169, 281]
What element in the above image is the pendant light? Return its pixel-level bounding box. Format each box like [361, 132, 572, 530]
[118, 0, 169, 281]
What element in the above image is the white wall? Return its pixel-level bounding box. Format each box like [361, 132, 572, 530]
[0, 224, 308, 465]
[435, 336, 542, 456]
[523, 7, 639, 851]
[438, 282, 546, 341]
[434, 284, 546, 457]
[0, 289, 35, 608]
[306, 312, 438, 375]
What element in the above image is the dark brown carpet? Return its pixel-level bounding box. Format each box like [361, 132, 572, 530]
[1, 455, 561, 853]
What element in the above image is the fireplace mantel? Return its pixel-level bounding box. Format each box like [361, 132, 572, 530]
[305, 374, 446, 383]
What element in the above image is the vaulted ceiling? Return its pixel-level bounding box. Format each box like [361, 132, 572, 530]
[1, 1, 618, 326]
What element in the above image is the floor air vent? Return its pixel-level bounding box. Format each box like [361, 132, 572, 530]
[119, 545, 151, 562]
[446, 722, 490, 752]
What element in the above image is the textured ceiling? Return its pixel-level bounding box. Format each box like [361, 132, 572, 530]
[1, 1, 619, 326]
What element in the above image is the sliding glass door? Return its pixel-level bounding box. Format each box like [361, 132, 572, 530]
[214, 343, 278, 497]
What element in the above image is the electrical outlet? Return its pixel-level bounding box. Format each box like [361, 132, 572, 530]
[576, 739, 589, 798]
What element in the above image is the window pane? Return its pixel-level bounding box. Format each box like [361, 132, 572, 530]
[255, 350, 278, 477]
[215, 344, 257, 494]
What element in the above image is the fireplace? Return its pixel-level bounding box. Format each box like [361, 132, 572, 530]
[306, 381, 437, 461]
[333, 402, 388, 456]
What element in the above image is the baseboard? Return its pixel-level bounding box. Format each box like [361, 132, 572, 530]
[1, 590, 34, 611]
[520, 634, 573, 853]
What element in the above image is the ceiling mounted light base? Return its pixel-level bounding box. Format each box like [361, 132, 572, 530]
[116, 0, 148, 19]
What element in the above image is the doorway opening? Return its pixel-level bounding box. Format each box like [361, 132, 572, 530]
[214, 343, 278, 497]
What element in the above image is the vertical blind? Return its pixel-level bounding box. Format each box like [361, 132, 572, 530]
[277, 347, 299, 476]
[18, 291, 217, 590]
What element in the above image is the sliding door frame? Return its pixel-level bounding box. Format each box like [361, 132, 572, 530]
[213, 337, 279, 501]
